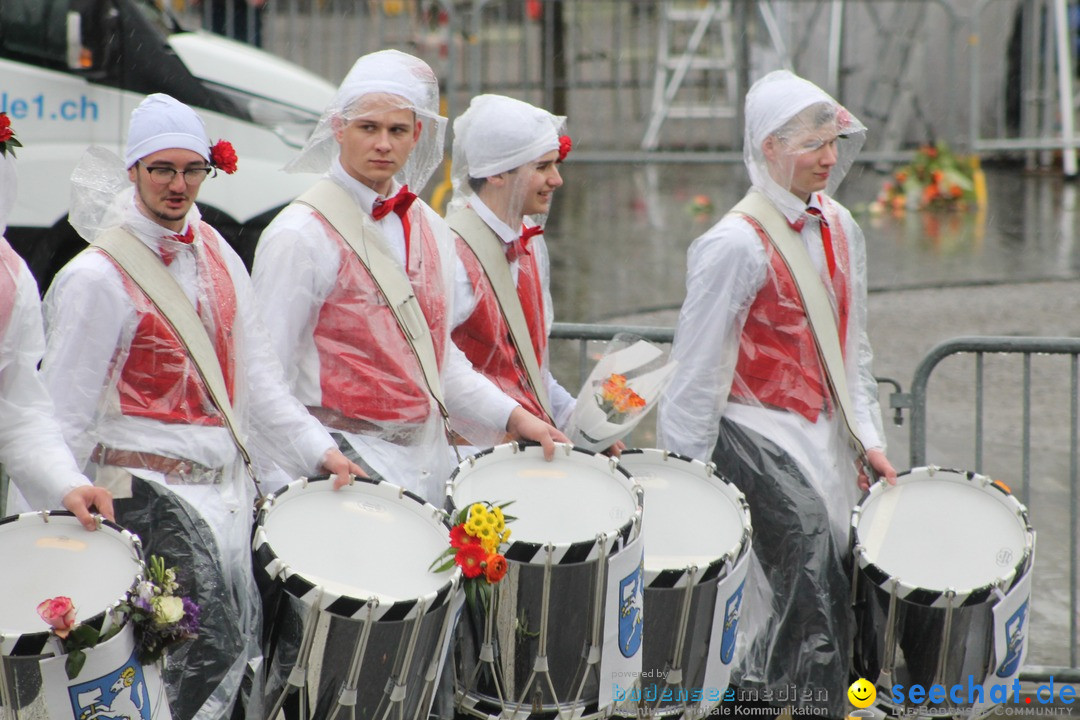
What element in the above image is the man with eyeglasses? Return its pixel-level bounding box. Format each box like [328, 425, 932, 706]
[39, 93, 361, 720]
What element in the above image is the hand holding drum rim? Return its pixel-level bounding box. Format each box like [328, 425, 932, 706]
[61, 485, 116, 530]
[320, 447, 367, 490]
[858, 448, 898, 491]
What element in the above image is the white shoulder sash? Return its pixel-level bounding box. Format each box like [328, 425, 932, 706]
[446, 207, 554, 422]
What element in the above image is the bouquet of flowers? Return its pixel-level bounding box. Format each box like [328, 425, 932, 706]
[567, 334, 677, 451]
[38, 555, 199, 679]
[431, 501, 513, 609]
[871, 142, 987, 214]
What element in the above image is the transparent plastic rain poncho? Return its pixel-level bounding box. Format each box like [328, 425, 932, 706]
[0, 149, 92, 516]
[285, 48, 446, 194]
[254, 52, 519, 502]
[38, 145, 335, 720]
[446, 94, 575, 428]
[657, 70, 885, 716]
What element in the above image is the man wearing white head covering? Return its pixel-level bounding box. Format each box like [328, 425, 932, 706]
[40, 93, 361, 720]
[0, 114, 114, 531]
[658, 71, 897, 716]
[445, 94, 575, 431]
[252, 51, 567, 505]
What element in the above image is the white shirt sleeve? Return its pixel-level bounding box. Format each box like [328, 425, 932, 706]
[657, 218, 768, 462]
[218, 232, 337, 477]
[0, 255, 91, 510]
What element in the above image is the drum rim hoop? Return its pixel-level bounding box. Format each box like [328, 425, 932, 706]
[253, 475, 461, 620]
[850, 466, 1035, 604]
[619, 448, 753, 588]
[0, 511, 144, 657]
[447, 442, 643, 566]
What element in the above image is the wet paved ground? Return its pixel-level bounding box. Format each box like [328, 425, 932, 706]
[541, 161, 1080, 675]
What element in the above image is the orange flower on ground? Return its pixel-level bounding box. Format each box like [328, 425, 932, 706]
[455, 542, 488, 579]
[484, 554, 508, 583]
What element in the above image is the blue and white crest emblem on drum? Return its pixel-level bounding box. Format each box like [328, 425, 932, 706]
[995, 599, 1028, 678]
[720, 579, 745, 664]
[66, 653, 151, 720]
[618, 552, 644, 658]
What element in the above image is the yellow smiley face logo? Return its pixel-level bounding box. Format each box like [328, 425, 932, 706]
[847, 678, 876, 709]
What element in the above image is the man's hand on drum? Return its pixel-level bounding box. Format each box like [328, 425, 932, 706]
[62, 485, 116, 530]
[857, 448, 898, 491]
[321, 448, 368, 490]
[603, 440, 626, 457]
[506, 406, 570, 460]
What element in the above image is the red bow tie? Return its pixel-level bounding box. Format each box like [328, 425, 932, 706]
[160, 225, 195, 266]
[372, 185, 417, 221]
[507, 225, 542, 263]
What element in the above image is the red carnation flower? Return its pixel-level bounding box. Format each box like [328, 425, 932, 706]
[0, 113, 22, 158]
[557, 135, 572, 163]
[210, 139, 238, 174]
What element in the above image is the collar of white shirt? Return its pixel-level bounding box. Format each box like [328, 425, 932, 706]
[468, 196, 519, 246]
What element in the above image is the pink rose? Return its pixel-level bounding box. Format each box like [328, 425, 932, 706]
[37, 596, 78, 638]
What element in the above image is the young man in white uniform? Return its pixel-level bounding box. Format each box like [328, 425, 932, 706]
[41, 94, 360, 720]
[444, 94, 576, 433]
[0, 116, 113, 530]
[658, 71, 897, 717]
[252, 51, 566, 504]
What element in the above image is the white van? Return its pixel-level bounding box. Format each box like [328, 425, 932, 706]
[0, 0, 335, 288]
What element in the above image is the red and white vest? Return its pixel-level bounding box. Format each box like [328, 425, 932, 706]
[109, 222, 237, 426]
[729, 207, 851, 423]
[312, 205, 447, 424]
[452, 236, 550, 423]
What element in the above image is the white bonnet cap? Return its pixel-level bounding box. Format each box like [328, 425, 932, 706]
[743, 70, 865, 200]
[124, 93, 211, 168]
[454, 94, 564, 179]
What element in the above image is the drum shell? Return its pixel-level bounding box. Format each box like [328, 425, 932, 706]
[455, 553, 613, 717]
[853, 575, 994, 713]
[449, 444, 643, 719]
[262, 586, 453, 718]
[849, 467, 1034, 716]
[636, 581, 719, 716]
[0, 512, 143, 717]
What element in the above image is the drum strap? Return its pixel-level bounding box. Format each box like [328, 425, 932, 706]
[293, 180, 451, 425]
[92, 227, 260, 494]
[728, 190, 867, 459]
[445, 207, 554, 422]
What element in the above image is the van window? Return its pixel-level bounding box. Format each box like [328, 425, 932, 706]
[0, 0, 68, 67]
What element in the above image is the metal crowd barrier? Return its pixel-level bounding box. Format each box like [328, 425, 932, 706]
[551, 322, 1080, 679]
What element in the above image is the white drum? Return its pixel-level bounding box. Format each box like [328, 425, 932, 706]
[253, 476, 461, 720]
[851, 467, 1035, 718]
[615, 449, 752, 718]
[0, 511, 143, 718]
[448, 443, 644, 720]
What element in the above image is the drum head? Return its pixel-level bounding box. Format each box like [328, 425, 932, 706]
[259, 479, 450, 604]
[854, 468, 1031, 593]
[0, 513, 141, 639]
[450, 444, 638, 546]
[619, 449, 748, 573]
